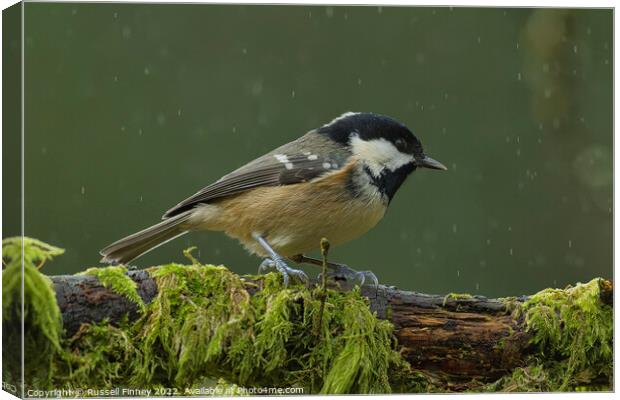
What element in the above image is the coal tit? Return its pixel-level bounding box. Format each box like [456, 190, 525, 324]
[100, 112, 446, 285]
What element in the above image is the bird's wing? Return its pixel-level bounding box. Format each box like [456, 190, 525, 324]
[162, 132, 350, 218]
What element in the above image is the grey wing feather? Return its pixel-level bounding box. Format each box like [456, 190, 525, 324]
[162, 131, 350, 218]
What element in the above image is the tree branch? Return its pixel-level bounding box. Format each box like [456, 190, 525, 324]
[49, 268, 612, 387]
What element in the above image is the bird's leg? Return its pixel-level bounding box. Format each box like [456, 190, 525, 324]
[253, 233, 309, 287]
[290, 254, 378, 288]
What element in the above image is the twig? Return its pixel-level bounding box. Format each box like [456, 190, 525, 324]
[314, 238, 330, 337]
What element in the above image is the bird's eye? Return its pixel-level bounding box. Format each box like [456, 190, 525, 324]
[395, 138, 407, 151]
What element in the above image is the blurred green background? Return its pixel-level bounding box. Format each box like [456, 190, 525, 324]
[12, 4, 613, 297]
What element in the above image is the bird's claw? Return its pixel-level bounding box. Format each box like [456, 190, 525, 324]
[258, 257, 309, 287]
[320, 264, 378, 288]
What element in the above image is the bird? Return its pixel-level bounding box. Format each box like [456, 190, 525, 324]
[100, 112, 447, 286]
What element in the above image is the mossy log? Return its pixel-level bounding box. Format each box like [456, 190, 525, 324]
[3, 238, 613, 394]
[48, 268, 611, 388]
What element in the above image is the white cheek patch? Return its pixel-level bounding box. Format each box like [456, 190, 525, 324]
[350, 135, 414, 176]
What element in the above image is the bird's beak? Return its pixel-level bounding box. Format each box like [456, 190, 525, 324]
[417, 156, 448, 171]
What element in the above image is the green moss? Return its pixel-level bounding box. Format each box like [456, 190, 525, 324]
[61, 319, 137, 388]
[488, 278, 612, 392]
[5, 237, 612, 394]
[442, 292, 474, 306]
[79, 266, 146, 312]
[2, 237, 64, 389]
[126, 263, 406, 393]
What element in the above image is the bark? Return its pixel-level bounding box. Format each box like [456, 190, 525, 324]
[49, 270, 612, 385]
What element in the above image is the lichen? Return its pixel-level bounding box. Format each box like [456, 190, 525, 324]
[79, 266, 146, 312]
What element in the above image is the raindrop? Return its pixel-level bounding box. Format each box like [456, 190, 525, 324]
[517, 72, 522, 81]
[138, 128, 143, 136]
[568, 240, 572, 248]
[251, 80, 263, 96]
[113, 12, 118, 19]
[586, 27, 591, 35]
[516, 42, 520, 49]
[291, 90, 295, 98]
[573, 45, 578, 53]
[509, 248, 513, 256]
[177, 109, 182, 117]
[81, 186, 85, 195]
[475, 283, 480, 291]
[325, 7, 334, 18]
[477, 36, 481, 44]
[232, 126, 237, 133]
[144, 67, 150, 75]
[120, 126, 126, 132]
[377, 6, 383, 14]
[71, 8, 77, 15]
[113, 75, 118, 82]
[357, 78, 362, 86]
[516, 148, 521, 157]
[344, 13, 348, 20]
[122, 26, 132, 39]
[486, 239, 491, 245]
[242, 48, 247, 55]
[456, 270, 460, 277]
[139, 196, 143, 202]
[452, 224, 457, 234]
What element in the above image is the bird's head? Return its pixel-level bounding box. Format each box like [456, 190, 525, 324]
[318, 111, 447, 201]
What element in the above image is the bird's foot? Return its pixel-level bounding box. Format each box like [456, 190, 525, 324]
[320, 263, 378, 289]
[258, 257, 309, 287]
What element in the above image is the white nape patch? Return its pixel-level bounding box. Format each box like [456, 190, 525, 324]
[321, 111, 360, 128]
[350, 134, 414, 176]
[307, 154, 318, 161]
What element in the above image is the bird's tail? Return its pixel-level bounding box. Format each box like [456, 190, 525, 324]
[100, 212, 191, 264]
